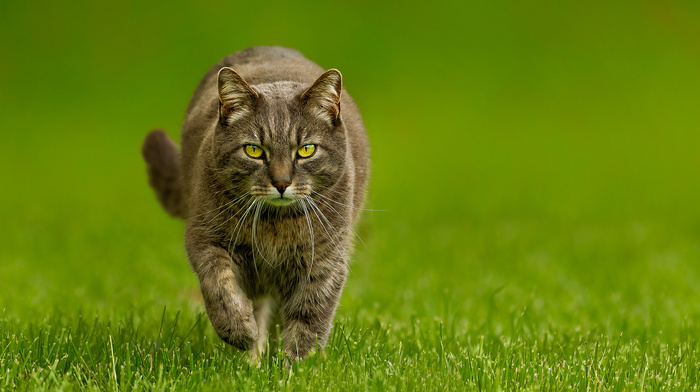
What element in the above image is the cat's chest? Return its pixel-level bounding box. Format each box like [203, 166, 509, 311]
[225, 214, 312, 261]
[228, 217, 315, 296]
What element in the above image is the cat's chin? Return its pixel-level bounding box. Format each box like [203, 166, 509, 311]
[265, 197, 297, 207]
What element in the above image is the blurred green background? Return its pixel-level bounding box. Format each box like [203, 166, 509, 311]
[2, 0, 700, 355]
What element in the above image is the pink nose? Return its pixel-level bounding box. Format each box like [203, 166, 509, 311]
[273, 180, 291, 195]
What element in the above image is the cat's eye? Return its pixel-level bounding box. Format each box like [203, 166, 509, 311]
[245, 145, 264, 159]
[297, 144, 316, 158]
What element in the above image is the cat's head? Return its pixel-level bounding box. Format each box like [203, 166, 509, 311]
[210, 67, 347, 207]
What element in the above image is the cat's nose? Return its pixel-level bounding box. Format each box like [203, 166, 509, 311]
[272, 180, 292, 195]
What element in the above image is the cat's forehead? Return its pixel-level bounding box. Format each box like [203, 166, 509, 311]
[253, 81, 306, 138]
[254, 81, 305, 100]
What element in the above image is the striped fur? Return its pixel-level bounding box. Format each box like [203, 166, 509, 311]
[142, 46, 370, 361]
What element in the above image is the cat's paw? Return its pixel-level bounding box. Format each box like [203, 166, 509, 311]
[210, 308, 259, 351]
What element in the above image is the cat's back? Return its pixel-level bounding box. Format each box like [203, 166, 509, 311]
[186, 46, 324, 115]
[219, 46, 324, 84]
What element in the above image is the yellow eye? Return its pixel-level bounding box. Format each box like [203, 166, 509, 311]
[245, 145, 263, 159]
[297, 144, 316, 158]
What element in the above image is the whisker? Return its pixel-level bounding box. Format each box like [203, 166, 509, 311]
[190, 190, 250, 221]
[305, 197, 346, 263]
[316, 198, 367, 249]
[252, 200, 273, 267]
[300, 199, 315, 280]
[203, 165, 229, 172]
[228, 197, 258, 253]
[311, 190, 386, 212]
[197, 195, 254, 237]
[197, 192, 251, 226]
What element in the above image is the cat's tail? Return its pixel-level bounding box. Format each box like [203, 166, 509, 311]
[142, 129, 186, 219]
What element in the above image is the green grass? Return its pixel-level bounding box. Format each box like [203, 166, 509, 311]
[2, 0, 700, 390]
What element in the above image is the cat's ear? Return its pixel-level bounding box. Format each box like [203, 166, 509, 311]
[301, 69, 342, 124]
[217, 67, 258, 123]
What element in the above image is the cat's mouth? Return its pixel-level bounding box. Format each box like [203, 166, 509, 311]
[265, 196, 297, 206]
[253, 184, 311, 207]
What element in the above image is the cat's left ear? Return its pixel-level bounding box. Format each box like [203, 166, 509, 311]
[301, 69, 342, 124]
[217, 67, 259, 123]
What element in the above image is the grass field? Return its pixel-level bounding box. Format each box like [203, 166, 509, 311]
[2, 1, 700, 390]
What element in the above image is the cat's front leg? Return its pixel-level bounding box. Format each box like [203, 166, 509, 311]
[185, 225, 258, 351]
[281, 262, 347, 361]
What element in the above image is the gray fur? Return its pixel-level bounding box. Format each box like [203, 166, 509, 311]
[142, 46, 370, 361]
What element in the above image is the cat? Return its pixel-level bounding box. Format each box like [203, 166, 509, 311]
[142, 46, 370, 361]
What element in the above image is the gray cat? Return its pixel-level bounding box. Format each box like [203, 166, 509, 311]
[142, 46, 370, 361]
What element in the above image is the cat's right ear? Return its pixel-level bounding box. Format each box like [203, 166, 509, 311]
[217, 68, 258, 124]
